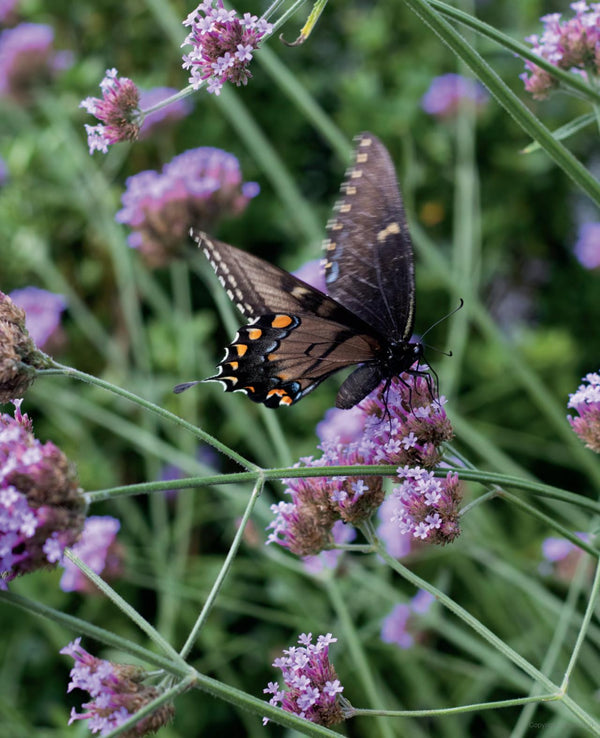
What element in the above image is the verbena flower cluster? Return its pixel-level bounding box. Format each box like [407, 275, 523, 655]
[567, 371, 600, 453]
[61, 638, 175, 736]
[182, 0, 273, 95]
[9, 286, 66, 351]
[0, 289, 48, 403]
[521, 2, 600, 99]
[381, 589, 435, 648]
[0, 401, 85, 588]
[116, 146, 259, 267]
[59, 515, 123, 593]
[0, 22, 70, 103]
[574, 222, 600, 270]
[264, 633, 346, 726]
[80, 68, 141, 154]
[391, 466, 462, 544]
[267, 374, 456, 557]
[421, 73, 488, 118]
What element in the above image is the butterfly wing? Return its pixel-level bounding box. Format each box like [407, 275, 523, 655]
[323, 132, 416, 342]
[194, 232, 382, 407]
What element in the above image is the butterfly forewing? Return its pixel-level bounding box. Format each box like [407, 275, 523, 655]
[323, 132, 415, 342]
[197, 232, 383, 407]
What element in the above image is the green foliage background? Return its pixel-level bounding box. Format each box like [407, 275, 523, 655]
[1, 0, 599, 736]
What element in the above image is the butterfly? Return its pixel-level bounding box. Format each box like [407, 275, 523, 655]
[174, 132, 428, 409]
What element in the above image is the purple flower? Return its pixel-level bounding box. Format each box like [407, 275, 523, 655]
[567, 371, 600, 453]
[0, 289, 49, 403]
[182, 0, 273, 96]
[0, 155, 8, 187]
[138, 87, 193, 138]
[316, 406, 365, 445]
[421, 73, 488, 118]
[264, 633, 346, 726]
[8, 287, 66, 350]
[61, 638, 175, 735]
[80, 68, 141, 154]
[359, 374, 454, 469]
[390, 466, 462, 545]
[115, 146, 259, 267]
[292, 259, 327, 294]
[521, 3, 600, 100]
[59, 516, 123, 593]
[267, 372, 454, 557]
[302, 519, 356, 574]
[377, 492, 412, 558]
[0, 23, 68, 104]
[0, 0, 18, 24]
[0, 401, 85, 588]
[540, 533, 591, 582]
[574, 222, 600, 270]
[381, 589, 435, 648]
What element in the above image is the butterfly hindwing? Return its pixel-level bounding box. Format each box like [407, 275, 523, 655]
[208, 312, 382, 407]
[323, 132, 415, 342]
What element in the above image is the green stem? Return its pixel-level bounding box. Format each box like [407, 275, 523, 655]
[428, 0, 600, 104]
[38, 362, 256, 470]
[179, 477, 265, 660]
[63, 550, 188, 669]
[400, 0, 600, 206]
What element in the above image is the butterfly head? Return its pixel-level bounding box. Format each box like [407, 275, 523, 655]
[386, 338, 424, 376]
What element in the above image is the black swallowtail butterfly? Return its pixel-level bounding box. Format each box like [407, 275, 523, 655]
[175, 132, 429, 409]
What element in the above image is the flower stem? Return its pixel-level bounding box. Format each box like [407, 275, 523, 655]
[38, 362, 256, 470]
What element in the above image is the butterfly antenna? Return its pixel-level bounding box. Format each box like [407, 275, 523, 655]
[420, 299, 464, 342]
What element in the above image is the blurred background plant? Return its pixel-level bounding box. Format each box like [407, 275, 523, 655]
[1, 0, 600, 736]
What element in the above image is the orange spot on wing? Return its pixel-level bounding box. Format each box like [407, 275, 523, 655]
[235, 344, 248, 357]
[272, 314, 293, 328]
[248, 328, 262, 340]
[280, 396, 293, 406]
[227, 361, 239, 370]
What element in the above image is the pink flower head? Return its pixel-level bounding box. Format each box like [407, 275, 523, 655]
[421, 73, 488, 118]
[138, 86, 193, 138]
[377, 492, 413, 558]
[0, 23, 69, 104]
[116, 146, 259, 267]
[521, 3, 600, 99]
[182, 0, 273, 96]
[61, 638, 175, 734]
[0, 402, 85, 588]
[264, 633, 346, 726]
[541, 532, 592, 582]
[59, 516, 123, 593]
[567, 371, 600, 453]
[574, 222, 600, 270]
[359, 373, 454, 469]
[0, 290, 49, 402]
[80, 68, 141, 154]
[390, 466, 462, 545]
[0, 0, 18, 24]
[9, 287, 66, 350]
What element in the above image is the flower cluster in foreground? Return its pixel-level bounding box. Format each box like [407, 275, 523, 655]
[264, 633, 346, 726]
[568, 371, 600, 453]
[61, 638, 175, 736]
[521, 2, 600, 99]
[182, 0, 273, 95]
[0, 401, 85, 588]
[0, 289, 49, 403]
[80, 68, 141, 154]
[116, 146, 259, 266]
[267, 373, 457, 557]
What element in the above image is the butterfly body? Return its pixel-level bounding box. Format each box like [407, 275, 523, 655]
[176, 132, 426, 409]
